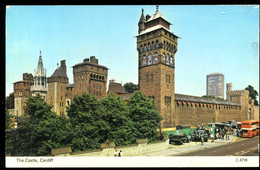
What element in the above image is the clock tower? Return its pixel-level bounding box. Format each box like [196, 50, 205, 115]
[136, 6, 178, 128]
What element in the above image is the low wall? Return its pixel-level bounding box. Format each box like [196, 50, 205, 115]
[52, 139, 169, 157]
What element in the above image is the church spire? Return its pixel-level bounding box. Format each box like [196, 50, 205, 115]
[34, 51, 46, 77]
[37, 51, 44, 71]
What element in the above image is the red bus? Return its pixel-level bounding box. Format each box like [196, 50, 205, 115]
[241, 120, 258, 138]
[256, 120, 259, 135]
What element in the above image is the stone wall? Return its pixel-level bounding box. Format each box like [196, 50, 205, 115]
[253, 106, 259, 120]
[47, 82, 68, 116]
[174, 102, 241, 126]
[52, 139, 169, 157]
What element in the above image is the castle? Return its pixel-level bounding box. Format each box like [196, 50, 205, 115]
[13, 6, 258, 127]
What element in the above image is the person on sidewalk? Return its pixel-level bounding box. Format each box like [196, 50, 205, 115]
[227, 130, 230, 140]
[114, 150, 118, 157]
[201, 132, 204, 146]
[118, 150, 122, 157]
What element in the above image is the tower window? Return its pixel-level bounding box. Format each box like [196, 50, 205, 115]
[154, 52, 158, 64]
[166, 74, 170, 83]
[170, 56, 173, 65]
[156, 40, 159, 48]
[144, 45, 147, 52]
[140, 45, 143, 52]
[148, 54, 152, 65]
[142, 55, 146, 66]
[166, 54, 170, 65]
[162, 53, 166, 63]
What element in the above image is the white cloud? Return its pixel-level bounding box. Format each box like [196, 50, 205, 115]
[6, 6, 11, 9]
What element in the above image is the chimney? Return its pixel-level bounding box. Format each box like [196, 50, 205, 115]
[60, 60, 67, 77]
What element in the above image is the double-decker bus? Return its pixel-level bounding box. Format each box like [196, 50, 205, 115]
[256, 120, 259, 135]
[241, 120, 258, 138]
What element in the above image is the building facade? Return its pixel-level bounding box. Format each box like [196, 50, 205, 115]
[13, 73, 33, 117]
[47, 60, 69, 116]
[137, 7, 178, 128]
[72, 56, 108, 98]
[206, 73, 224, 99]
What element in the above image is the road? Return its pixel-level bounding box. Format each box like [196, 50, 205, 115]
[175, 136, 259, 156]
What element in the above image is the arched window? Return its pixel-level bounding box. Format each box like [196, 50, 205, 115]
[156, 40, 159, 48]
[142, 55, 146, 66]
[144, 44, 147, 52]
[170, 55, 173, 65]
[140, 45, 143, 52]
[162, 53, 166, 63]
[148, 43, 151, 50]
[152, 41, 155, 49]
[166, 54, 170, 64]
[148, 54, 152, 65]
[154, 52, 158, 64]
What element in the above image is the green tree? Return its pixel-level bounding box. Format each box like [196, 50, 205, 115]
[99, 94, 135, 146]
[6, 94, 71, 156]
[123, 82, 139, 93]
[5, 92, 14, 109]
[5, 108, 14, 130]
[127, 91, 162, 142]
[245, 85, 259, 106]
[66, 93, 102, 151]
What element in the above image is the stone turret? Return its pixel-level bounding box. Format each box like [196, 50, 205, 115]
[138, 9, 145, 34]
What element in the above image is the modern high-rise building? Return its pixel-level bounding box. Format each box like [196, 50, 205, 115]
[206, 73, 224, 99]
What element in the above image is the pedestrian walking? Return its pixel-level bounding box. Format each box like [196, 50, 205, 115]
[225, 130, 228, 140]
[114, 150, 118, 157]
[118, 150, 122, 157]
[201, 132, 204, 145]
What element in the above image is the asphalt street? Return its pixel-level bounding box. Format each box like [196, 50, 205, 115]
[175, 136, 259, 156]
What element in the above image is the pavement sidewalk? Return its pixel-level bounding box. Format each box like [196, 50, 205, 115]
[140, 134, 240, 157]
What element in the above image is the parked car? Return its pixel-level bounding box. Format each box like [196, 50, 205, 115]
[191, 127, 210, 142]
[169, 134, 189, 145]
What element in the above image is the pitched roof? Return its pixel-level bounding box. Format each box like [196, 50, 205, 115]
[51, 67, 67, 78]
[175, 93, 240, 106]
[146, 10, 170, 24]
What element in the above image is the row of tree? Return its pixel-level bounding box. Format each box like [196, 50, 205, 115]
[5, 91, 162, 156]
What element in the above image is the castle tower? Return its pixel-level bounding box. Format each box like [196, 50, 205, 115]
[72, 56, 108, 98]
[136, 6, 178, 128]
[13, 73, 34, 117]
[226, 83, 232, 101]
[47, 60, 69, 116]
[31, 51, 48, 101]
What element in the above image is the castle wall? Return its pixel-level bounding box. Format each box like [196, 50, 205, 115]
[174, 102, 241, 126]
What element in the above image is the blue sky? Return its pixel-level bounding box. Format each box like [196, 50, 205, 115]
[6, 5, 259, 101]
